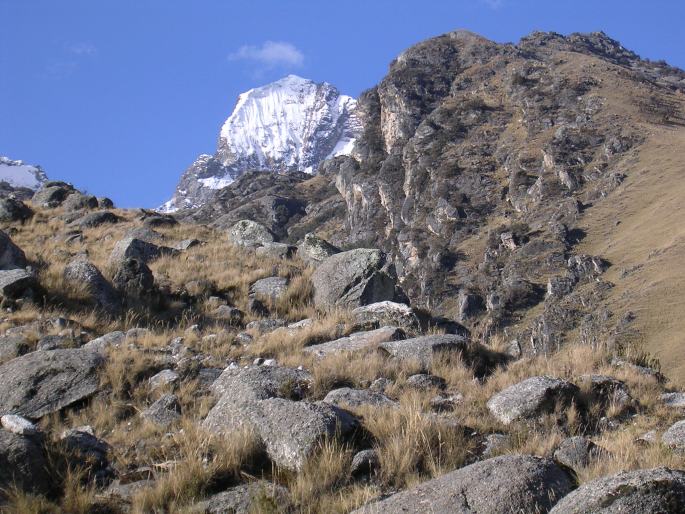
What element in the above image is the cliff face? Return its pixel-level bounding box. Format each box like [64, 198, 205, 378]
[192, 30, 685, 367]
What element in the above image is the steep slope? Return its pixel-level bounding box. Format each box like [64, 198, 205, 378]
[193, 30, 685, 379]
[162, 75, 360, 212]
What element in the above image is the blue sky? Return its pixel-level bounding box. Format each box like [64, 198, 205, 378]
[2, 0, 684, 208]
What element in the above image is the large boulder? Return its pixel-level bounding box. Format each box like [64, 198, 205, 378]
[303, 326, 405, 357]
[204, 366, 358, 470]
[352, 301, 421, 332]
[0, 430, 52, 498]
[0, 268, 38, 299]
[553, 436, 607, 470]
[487, 376, 580, 425]
[662, 419, 685, 450]
[112, 258, 155, 298]
[323, 387, 397, 408]
[549, 467, 685, 513]
[32, 182, 75, 208]
[0, 197, 33, 222]
[109, 237, 176, 265]
[228, 220, 275, 247]
[249, 276, 289, 302]
[0, 230, 27, 269]
[73, 210, 120, 228]
[352, 455, 574, 513]
[193, 481, 291, 514]
[0, 348, 104, 419]
[62, 192, 98, 212]
[0, 335, 29, 364]
[378, 334, 470, 370]
[311, 249, 405, 309]
[298, 233, 340, 265]
[64, 258, 120, 313]
[141, 394, 181, 427]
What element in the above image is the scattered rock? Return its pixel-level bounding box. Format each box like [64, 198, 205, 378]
[297, 233, 340, 265]
[312, 249, 405, 309]
[549, 467, 685, 513]
[62, 192, 98, 212]
[32, 182, 75, 208]
[0, 334, 30, 363]
[0, 430, 52, 497]
[662, 419, 685, 450]
[480, 433, 511, 459]
[0, 268, 38, 299]
[352, 301, 421, 332]
[60, 426, 113, 485]
[141, 394, 181, 427]
[378, 334, 469, 370]
[36, 334, 73, 351]
[303, 326, 404, 357]
[149, 369, 179, 390]
[323, 387, 397, 408]
[194, 481, 291, 514]
[109, 237, 176, 265]
[246, 319, 287, 334]
[486, 376, 580, 425]
[554, 436, 607, 470]
[112, 258, 155, 298]
[0, 197, 33, 222]
[1, 414, 38, 435]
[352, 455, 574, 514]
[0, 230, 27, 269]
[430, 393, 463, 412]
[406, 373, 446, 390]
[350, 449, 380, 477]
[0, 348, 104, 419]
[214, 305, 244, 325]
[83, 331, 126, 353]
[228, 220, 275, 247]
[249, 276, 289, 302]
[64, 257, 120, 313]
[75, 210, 120, 228]
[255, 242, 296, 259]
[661, 392, 685, 408]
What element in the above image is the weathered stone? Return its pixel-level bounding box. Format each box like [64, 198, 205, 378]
[480, 433, 511, 459]
[662, 419, 685, 450]
[0, 268, 37, 299]
[109, 237, 176, 265]
[246, 319, 287, 334]
[352, 455, 574, 514]
[214, 305, 244, 325]
[457, 290, 485, 322]
[0, 230, 27, 269]
[1, 414, 38, 435]
[323, 387, 397, 408]
[32, 183, 74, 208]
[62, 192, 98, 212]
[352, 301, 421, 332]
[83, 331, 126, 353]
[350, 449, 380, 477]
[0, 348, 104, 419]
[554, 436, 607, 470]
[208, 366, 312, 404]
[141, 394, 181, 427]
[0, 197, 33, 222]
[430, 393, 462, 412]
[194, 481, 291, 514]
[60, 426, 113, 484]
[112, 257, 155, 298]
[661, 392, 685, 408]
[378, 334, 469, 370]
[149, 369, 179, 390]
[549, 467, 685, 513]
[64, 258, 120, 313]
[303, 326, 404, 357]
[36, 334, 73, 351]
[0, 334, 29, 363]
[255, 242, 296, 259]
[406, 373, 446, 390]
[0, 430, 52, 497]
[249, 276, 289, 302]
[578, 374, 634, 412]
[312, 249, 404, 309]
[228, 220, 275, 247]
[486, 376, 580, 425]
[75, 210, 120, 228]
[297, 233, 340, 265]
[257, 399, 359, 471]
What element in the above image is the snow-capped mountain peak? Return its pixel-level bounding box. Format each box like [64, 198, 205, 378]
[162, 76, 360, 212]
[0, 156, 48, 190]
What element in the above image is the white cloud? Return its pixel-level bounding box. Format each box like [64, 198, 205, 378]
[481, 0, 504, 9]
[229, 41, 304, 68]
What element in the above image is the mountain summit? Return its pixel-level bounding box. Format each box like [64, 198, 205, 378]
[162, 75, 360, 212]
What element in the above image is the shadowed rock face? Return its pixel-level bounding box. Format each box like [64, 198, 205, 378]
[549, 467, 685, 514]
[352, 454, 574, 514]
[0, 349, 104, 420]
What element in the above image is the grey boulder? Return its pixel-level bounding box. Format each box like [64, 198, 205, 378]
[378, 334, 469, 370]
[297, 233, 340, 265]
[64, 257, 120, 313]
[553, 436, 607, 470]
[323, 387, 397, 408]
[662, 419, 685, 450]
[194, 481, 291, 514]
[312, 249, 404, 309]
[303, 326, 404, 357]
[0, 348, 104, 419]
[141, 394, 181, 427]
[352, 454, 574, 514]
[0, 197, 33, 222]
[487, 376, 580, 425]
[0, 429, 52, 497]
[0, 268, 38, 299]
[352, 301, 421, 332]
[109, 236, 176, 265]
[0, 230, 27, 269]
[228, 220, 275, 247]
[249, 276, 289, 302]
[549, 467, 685, 513]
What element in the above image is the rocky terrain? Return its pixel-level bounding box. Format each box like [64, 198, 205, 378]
[1, 29, 685, 514]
